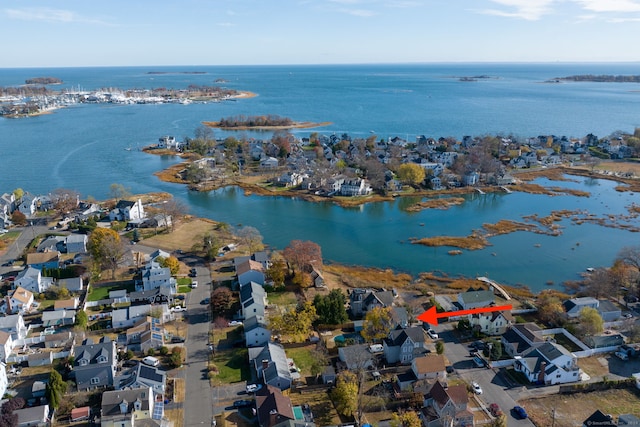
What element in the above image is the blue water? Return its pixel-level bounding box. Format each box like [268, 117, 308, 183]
[1, 63, 640, 291]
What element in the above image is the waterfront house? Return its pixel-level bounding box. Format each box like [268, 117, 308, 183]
[340, 178, 372, 196]
[563, 297, 599, 318]
[17, 193, 37, 217]
[383, 326, 428, 364]
[7, 286, 34, 314]
[469, 310, 513, 336]
[109, 198, 145, 222]
[597, 299, 621, 322]
[421, 381, 474, 427]
[457, 289, 495, 310]
[74, 337, 117, 391]
[513, 341, 581, 385]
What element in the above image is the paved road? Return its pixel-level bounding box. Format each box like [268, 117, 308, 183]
[183, 264, 215, 426]
[0, 223, 49, 275]
[436, 324, 535, 427]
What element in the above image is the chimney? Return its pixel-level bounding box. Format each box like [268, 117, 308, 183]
[262, 359, 269, 370]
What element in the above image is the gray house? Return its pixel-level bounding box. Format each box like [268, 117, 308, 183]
[597, 299, 621, 322]
[65, 234, 87, 253]
[383, 327, 428, 364]
[563, 297, 599, 318]
[248, 343, 292, 391]
[73, 337, 117, 390]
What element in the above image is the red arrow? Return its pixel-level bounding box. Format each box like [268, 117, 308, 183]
[417, 304, 513, 326]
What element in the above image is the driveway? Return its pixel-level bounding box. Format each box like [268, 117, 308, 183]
[183, 264, 215, 426]
[437, 324, 535, 427]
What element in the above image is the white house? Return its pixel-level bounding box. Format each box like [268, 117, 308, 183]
[109, 199, 145, 222]
[514, 342, 581, 385]
[0, 314, 28, 340]
[244, 315, 271, 348]
[0, 363, 7, 400]
[411, 355, 447, 381]
[6, 287, 34, 314]
[340, 178, 372, 196]
[140, 264, 176, 294]
[65, 234, 88, 253]
[563, 297, 599, 318]
[0, 332, 14, 363]
[469, 310, 513, 336]
[240, 281, 267, 319]
[14, 266, 54, 294]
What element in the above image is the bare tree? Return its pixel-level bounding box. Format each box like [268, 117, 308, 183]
[236, 226, 263, 253]
[50, 188, 79, 217]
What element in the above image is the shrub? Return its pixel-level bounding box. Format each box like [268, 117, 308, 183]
[159, 346, 169, 356]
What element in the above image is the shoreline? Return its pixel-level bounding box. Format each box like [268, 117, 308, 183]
[202, 119, 332, 130]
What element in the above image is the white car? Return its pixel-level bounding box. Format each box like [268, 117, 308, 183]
[246, 383, 262, 393]
[171, 305, 186, 312]
[471, 382, 483, 395]
[427, 329, 439, 339]
[191, 281, 198, 288]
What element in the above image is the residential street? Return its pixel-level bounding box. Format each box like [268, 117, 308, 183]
[436, 324, 535, 427]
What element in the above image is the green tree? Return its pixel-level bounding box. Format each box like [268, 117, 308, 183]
[331, 371, 358, 418]
[13, 188, 24, 201]
[361, 306, 393, 342]
[397, 163, 426, 186]
[435, 341, 444, 355]
[75, 309, 88, 330]
[578, 307, 604, 337]
[170, 346, 185, 368]
[87, 227, 124, 279]
[45, 369, 66, 409]
[313, 289, 348, 325]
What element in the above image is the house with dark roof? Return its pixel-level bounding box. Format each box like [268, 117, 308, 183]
[132, 363, 166, 396]
[248, 343, 292, 391]
[421, 381, 474, 427]
[582, 410, 616, 427]
[383, 326, 428, 364]
[597, 299, 621, 322]
[469, 310, 513, 336]
[349, 288, 395, 317]
[129, 287, 172, 305]
[73, 337, 117, 390]
[240, 281, 267, 319]
[390, 306, 409, 329]
[338, 343, 376, 371]
[563, 297, 599, 318]
[255, 385, 295, 427]
[514, 341, 581, 385]
[501, 323, 544, 357]
[457, 289, 495, 310]
[100, 386, 163, 426]
[244, 315, 271, 348]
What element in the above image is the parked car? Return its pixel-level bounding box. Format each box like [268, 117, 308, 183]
[469, 340, 485, 350]
[513, 406, 528, 419]
[426, 328, 439, 339]
[615, 351, 629, 361]
[471, 382, 482, 394]
[123, 360, 138, 368]
[472, 356, 485, 368]
[228, 320, 243, 326]
[489, 403, 503, 417]
[246, 383, 262, 394]
[446, 365, 455, 374]
[171, 305, 185, 312]
[171, 336, 185, 343]
[189, 268, 197, 277]
[191, 281, 198, 288]
[200, 297, 210, 305]
[233, 400, 253, 408]
[624, 294, 639, 303]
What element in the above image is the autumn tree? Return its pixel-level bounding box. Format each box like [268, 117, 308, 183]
[268, 301, 318, 342]
[536, 290, 566, 327]
[158, 255, 180, 275]
[361, 306, 393, 342]
[282, 240, 322, 274]
[583, 267, 615, 299]
[196, 231, 220, 260]
[155, 197, 188, 232]
[50, 188, 79, 216]
[578, 307, 604, 337]
[313, 289, 348, 325]
[211, 286, 235, 315]
[397, 163, 426, 186]
[331, 370, 358, 418]
[87, 227, 125, 279]
[390, 411, 422, 427]
[266, 259, 286, 289]
[12, 188, 24, 201]
[11, 210, 26, 226]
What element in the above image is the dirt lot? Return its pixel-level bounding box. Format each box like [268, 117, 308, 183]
[141, 218, 227, 252]
[524, 387, 640, 427]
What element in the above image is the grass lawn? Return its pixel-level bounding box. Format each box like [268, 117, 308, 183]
[141, 218, 220, 252]
[210, 348, 250, 385]
[578, 356, 610, 377]
[88, 281, 135, 301]
[267, 290, 298, 307]
[524, 387, 640, 427]
[36, 299, 56, 310]
[286, 345, 317, 376]
[178, 285, 192, 294]
[290, 389, 341, 427]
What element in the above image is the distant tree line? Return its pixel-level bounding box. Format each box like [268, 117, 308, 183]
[25, 77, 62, 85]
[217, 114, 294, 128]
[558, 75, 640, 83]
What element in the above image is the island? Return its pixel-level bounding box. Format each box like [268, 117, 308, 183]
[25, 77, 63, 85]
[203, 115, 331, 130]
[552, 74, 640, 83]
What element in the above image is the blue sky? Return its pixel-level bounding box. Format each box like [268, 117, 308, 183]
[2, 0, 640, 67]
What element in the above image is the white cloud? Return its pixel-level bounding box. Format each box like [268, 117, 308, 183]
[573, 0, 640, 13]
[479, 0, 555, 20]
[4, 7, 112, 25]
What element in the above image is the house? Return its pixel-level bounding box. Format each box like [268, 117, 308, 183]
[457, 289, 495, 310]
[597, 299, 621, 322]
[421, 381, 474, 427]
[129, 288, 172, 305]
[0, 314, 28, 340]
[130, 363, 167, 395]
[14, 267, 54, 294]
[255, 385, 295, 427]
[140, 264, 176, 294]
[0, 363, 7, 407]
[28, 351, 54, 367]
[125, 316, 164, 353]
[57, 277, 84, 292]
[249, 343, 292, 391]
[7, 287, 34, 314]
[260, 156, 279, 169]
[17, 193, 37, 217]
[44, 331, 74, 349]
[469, 310, 513, 336]
[349, 288, 394, 317]
[13, 405, 49, 427]
[390, 306, 409, 329]
[582, 410, 616, 427]
[244, 315, 271, 348]
[240, 281, 267, 319]
[100, 386, 161, 427]
[584, 334, 625, 349]
[322, 365, 336, 385]
[37, 236, 64, 253]
[338, 343, 376, 371]
[383, 326, 428, 364]
[41, 309, 76, 327]
[501, 323, 544, 357]
[340, 178, 372, 196]
[113, 304, 171, 329]
[73, 337, 117, 391]
[563, 297, 599, 318]
[32, 380, 47, 398]
[109, 199, 146, 222]
[411, 355, 447, 381]
[26, 251, 60, 270]
[310, 266, 325, 288]
[237, 259, 265, 287]
[514, 341, 581, 385]
[619, 414, 640, 426]
[0, 332, 14, 363]
[54, 297, 79, 311]
[65, 234, 88, 253]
